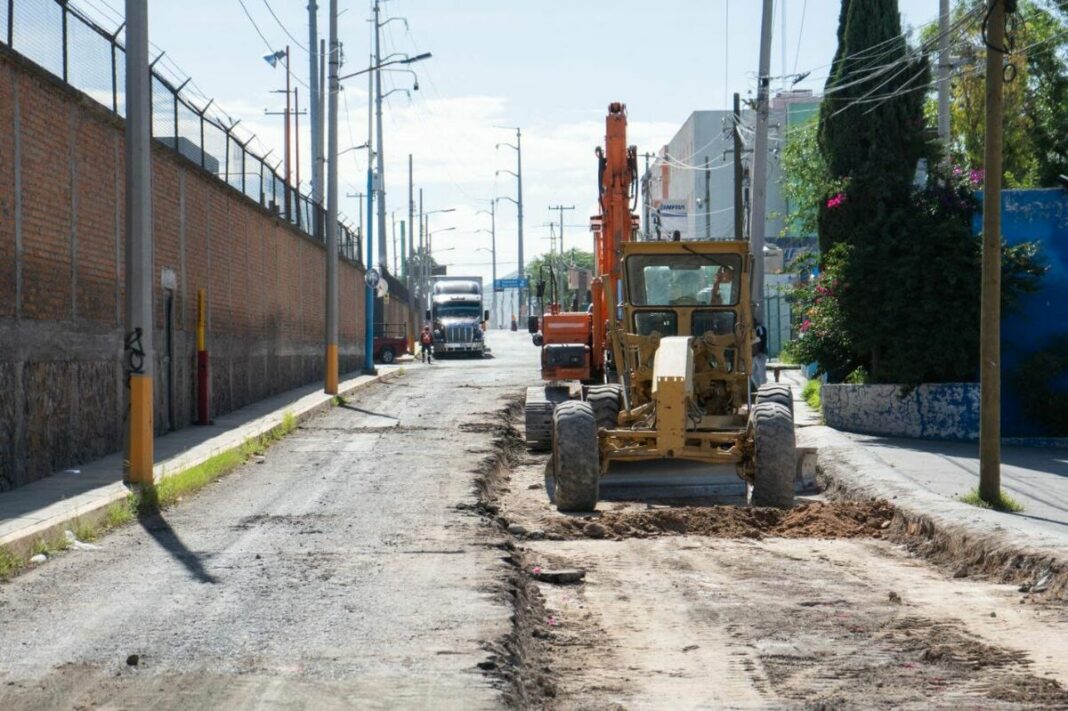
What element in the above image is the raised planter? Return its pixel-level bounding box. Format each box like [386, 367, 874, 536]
[821, 383, 979, 441]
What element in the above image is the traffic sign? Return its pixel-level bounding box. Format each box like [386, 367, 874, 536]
[494, 277, 528, 290]
[365, 268, 381, 289]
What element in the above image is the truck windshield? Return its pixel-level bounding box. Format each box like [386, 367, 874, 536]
[626, 253, 742, 306]
[435, 304, 482, 319]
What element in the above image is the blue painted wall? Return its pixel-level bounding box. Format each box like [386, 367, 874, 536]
[975, 189, 1068, 436]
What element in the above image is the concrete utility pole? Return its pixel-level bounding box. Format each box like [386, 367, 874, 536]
[497, 128, 525, 314]
[373, 0, 388, 270]
[418, 188, 424, 305]
[124, 0, 153, 484]
[308, 2, 321, 237]
[479, 201, 497, 327]
[548, 205, 574, 256]
[704, 157, 711, 239]
[980, 0, 1007, 504]
[641, 152, 652, 239]
[407, 154, 414, 286]
[364, 43, 377, 375]
[318, 38, 325, 234]
[938, 0, 952, 167]
[324, 0, 339, 394]
[733, 93, 744, 240]
[750, 0, 774, 385]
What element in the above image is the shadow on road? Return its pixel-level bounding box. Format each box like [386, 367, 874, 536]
[339, 403, 399, 421]
[138, 507, 218, 584]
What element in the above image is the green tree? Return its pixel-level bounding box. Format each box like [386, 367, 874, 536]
[922, 1, 1068, 187]
[526, 250, 595, 309]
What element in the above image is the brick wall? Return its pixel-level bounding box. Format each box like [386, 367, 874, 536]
[0, 48, 416, 491]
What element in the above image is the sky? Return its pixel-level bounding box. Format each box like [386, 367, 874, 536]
[71, 0, 940, 285]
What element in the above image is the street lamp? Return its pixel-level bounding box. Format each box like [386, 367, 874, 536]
[334, 51, 431, 376]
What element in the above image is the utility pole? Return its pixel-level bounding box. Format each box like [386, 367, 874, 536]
[497, 128, 525, 314]
[373, 0, 388, 271]
[418, 188, 424, 307]
[364, 43, 376, 375]
[407, 154, 414, 289]
[318, 38, 325, 235]
[124, 0, 153, 484]
[980, 0, 1008, 504]
[548, 205, 574, 256]
[938, 0, 952, 167]
[750, 0, 774, 385]
[284, 46, 292, 220]
[308, 2, 321, 237]
[641, 152, 652, 239]
[704, 156, 711, 239]
[324, 0, 339, 394]
[733, 92, 744, 240]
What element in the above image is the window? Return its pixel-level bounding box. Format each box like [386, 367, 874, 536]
[634, 311, 678, 336]
[692, 310, 736, 336]
[626, 253, 741, 306]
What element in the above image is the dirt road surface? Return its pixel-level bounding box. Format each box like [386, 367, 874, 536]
[3, 331, 1067, 710]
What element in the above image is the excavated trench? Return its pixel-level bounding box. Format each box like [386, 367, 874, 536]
[471, 393, 1068, 709]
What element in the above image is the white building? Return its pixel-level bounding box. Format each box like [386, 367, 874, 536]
[644, 90, 820, 247]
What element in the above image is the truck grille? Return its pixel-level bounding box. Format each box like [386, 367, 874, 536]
[446, 324, 475, 344]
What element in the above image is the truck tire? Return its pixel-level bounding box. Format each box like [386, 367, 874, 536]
[756, 383, 793, 416]
[525, 386, 568, 451]
[379, 346, 396, 364]
[750, 401, 796, 509]
[587, 384, 623, 430]
[552, 401, 600, 512]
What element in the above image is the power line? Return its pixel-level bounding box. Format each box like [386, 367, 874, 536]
[262, 0, 310, 53]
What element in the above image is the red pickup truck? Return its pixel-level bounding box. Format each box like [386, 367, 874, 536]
[373, 323, 410, 364]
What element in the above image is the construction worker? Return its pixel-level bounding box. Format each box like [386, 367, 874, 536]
[419, 325, 434, 364]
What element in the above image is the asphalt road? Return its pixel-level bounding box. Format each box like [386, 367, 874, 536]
[0, 331, 539, 711]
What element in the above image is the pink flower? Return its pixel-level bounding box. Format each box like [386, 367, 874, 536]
[826, 192, 847, 209]
[800, 319, 812, 334]
[969, 168, 984, 185]
[532, 566, 542, 575]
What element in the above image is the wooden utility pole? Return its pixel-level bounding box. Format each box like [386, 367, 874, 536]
[979, 0, 1006, 504]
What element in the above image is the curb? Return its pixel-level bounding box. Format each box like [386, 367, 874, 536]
[0, 366, 407, 561]
[802, 425, 1068, 599]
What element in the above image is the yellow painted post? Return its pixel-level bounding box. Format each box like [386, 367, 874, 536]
[326, 344, 339, 394]
[128, 373, 154, 482]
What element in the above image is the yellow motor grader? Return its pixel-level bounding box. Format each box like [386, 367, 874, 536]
[532, 104, 797, 512]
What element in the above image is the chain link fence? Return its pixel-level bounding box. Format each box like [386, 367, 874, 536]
[1, 0, 363, 266]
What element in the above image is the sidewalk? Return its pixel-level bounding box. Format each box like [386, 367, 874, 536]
[0, 362, 411, 557]
[779, 368, 1068, 596]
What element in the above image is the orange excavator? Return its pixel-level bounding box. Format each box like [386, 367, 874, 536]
[525, 102, 797, 513]
[524, 102, 638, 447]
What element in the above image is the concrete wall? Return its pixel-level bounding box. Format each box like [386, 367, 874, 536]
[822, 383, 980, 441]
[0, 47, 415, 491]
[975, 189, 1068, 437]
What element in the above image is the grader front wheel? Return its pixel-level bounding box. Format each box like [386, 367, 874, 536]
[552, 401, 600, 512]
[750, 401, 796, 508]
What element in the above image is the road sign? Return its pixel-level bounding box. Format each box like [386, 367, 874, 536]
[494, 277, 529, 290]
[365, 268, 381, 289]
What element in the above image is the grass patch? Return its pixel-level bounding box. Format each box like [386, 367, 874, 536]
[802, 379, 822, 411]
[332, 395, 347, 406]
[960, 488, 1024, 512]
[0, 545, 25, 579]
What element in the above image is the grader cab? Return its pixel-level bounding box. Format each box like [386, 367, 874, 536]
[548, 239, 797, 512]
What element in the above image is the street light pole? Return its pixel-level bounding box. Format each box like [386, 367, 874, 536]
[477, 201, 497, 328]
[496, 128, 525, 315]
[124, 0, 153, 484]
[308, 2, 321, 237]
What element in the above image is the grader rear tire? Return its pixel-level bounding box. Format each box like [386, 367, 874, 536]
[552, 401, 600, 512]
[750, 401, 796, 508]
[756, 383, 793, 417]
[587, 384, 623, 430]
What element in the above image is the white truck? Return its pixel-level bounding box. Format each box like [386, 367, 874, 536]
[427, 276, 489, 357]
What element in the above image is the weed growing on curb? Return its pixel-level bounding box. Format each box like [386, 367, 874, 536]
[961, 488, 1024, 513]
[802, 379, 822, 411]
[0, 545, 24, 579]
[332, 395, 347, 406]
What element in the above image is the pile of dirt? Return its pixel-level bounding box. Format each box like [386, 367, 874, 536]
[549, 500, 895, 540]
